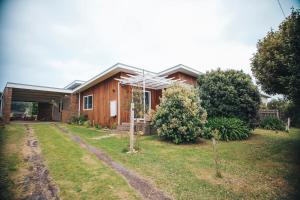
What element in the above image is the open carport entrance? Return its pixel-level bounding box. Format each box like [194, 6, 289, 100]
[1, 83, 72, 123]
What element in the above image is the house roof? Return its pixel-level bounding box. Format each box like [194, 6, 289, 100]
[158, 64, 201, 78]
[3, 63, 201, 94]
[64, 80, 86, 90]
[73, 63, 201, 93]
[73, 63, 152, 93]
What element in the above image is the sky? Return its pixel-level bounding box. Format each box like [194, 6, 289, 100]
[0, 0, 299, 91]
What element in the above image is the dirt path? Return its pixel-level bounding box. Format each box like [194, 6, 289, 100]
[54, 124, 172, 200]
[21, 124, 60, 200]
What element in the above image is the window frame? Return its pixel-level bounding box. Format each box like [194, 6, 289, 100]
[83, 95, 93, 110]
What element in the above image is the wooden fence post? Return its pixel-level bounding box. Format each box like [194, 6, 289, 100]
[129, 102, 135, 153]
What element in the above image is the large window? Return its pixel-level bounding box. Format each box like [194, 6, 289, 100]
[83, 95, 93, 110]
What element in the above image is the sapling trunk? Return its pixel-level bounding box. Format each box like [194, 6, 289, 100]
[212, 137, 222, 178]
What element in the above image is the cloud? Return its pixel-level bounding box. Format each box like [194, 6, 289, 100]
[0, 0, 298, 90]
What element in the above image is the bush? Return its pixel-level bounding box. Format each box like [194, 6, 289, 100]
[95, 124, 101, 129]
[198, 69, 261, 128]
[111, 123, 117, 129]
[152, 83, 207, 144]
[70, 115, 88, 125]
[203, 117, 251, 141]
[83, 120, 92, 128]
[260, 117, 285, 131]
[268, 98, 300, 128]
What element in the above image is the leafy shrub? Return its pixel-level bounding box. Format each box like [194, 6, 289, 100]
[83, 120, 92, 128]
[111, 123, 117, 129]
[95, 124, 101, 129]
[260, 117, 285, 131]
[204, 117, 251, 141]
[152, 83, 207, 144]
[268, 99, 300, 127]
[70, 115, 88, 125]
[198, 69, 261, 128]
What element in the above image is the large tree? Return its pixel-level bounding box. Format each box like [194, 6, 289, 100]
[198, 69, 261, 128]
[251, 9, 300, 105]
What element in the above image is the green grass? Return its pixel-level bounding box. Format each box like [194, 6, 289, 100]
[32, 124, 140, 200]
[65, 124, 300, 200]
[0, 124, 26, 200]
[66, 125, 107, 139]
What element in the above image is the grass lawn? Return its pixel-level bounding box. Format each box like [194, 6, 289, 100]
[64, 124, 300, 200]
[32, 124, 140, 200]
[0, 124, 26, 200]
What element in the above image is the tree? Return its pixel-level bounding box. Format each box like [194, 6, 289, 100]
[251, 9, 300, 105]
[198, 69, 261, 128]
[268, 98, 300, 127]
[152, 83, 207, 144]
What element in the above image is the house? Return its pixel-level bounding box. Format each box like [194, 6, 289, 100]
[260, 92, 271, 106]
[0, 63, 200, 127]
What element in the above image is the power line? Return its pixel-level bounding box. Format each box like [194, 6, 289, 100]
[277, 0, 286, 18]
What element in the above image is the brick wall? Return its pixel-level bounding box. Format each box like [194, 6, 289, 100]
[2, 87, 12, 123]
[61, 94, 78, 123]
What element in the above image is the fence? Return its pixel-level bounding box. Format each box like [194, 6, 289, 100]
[258, 109, 280, 121]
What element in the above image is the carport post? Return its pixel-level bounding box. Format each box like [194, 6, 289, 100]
[2, 87, 12, 123]
[78, 93, 81, 116]
[0, 93, 3, 117]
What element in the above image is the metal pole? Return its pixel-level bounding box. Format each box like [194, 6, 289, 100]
[129, 102, 135, 153]
[78, 93, 81, 117]
[117, 82, 121, 125]
[143, 69, 146, 122]
[0, 95, 3, 117]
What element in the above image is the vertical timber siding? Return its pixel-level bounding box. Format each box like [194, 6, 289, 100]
[79, 72, 163, 127]
[167, 72, 197, 86]
[80, 73, 120, 128]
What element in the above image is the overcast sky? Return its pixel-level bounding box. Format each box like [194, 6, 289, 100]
[0, 0, 299, 90]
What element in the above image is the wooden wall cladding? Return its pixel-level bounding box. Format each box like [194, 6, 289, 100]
[79, 72, 164, 127]
[167, 72, 197, 86]
[80, 73, 120, 127]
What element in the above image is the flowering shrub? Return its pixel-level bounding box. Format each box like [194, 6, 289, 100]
[152, 84, 207, 144]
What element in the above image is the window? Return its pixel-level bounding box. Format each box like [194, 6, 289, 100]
[83, 95, 93, 110]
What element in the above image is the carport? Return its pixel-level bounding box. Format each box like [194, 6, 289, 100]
[1, 82, 72, 123]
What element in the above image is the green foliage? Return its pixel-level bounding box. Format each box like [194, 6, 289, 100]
[70, 115, 88, 125]
[260, 117, 285, 131]
[95, 124, 101, 129]
[152, 83, 207, 144]
[204, 117, 251, 141]
[31, 103, 38, 115]
[198, 69, 261, 128]
[251, 9, 300, 105]
[83, 120, 92, 128]
[111, 123, 117, 129]
[267, 98, 300, 127]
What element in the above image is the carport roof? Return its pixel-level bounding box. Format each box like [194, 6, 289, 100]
[5, 82, 72, 103]
[6, 82, 72, 93]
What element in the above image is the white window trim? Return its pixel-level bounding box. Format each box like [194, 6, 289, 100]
[83, 95, 93, 110]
